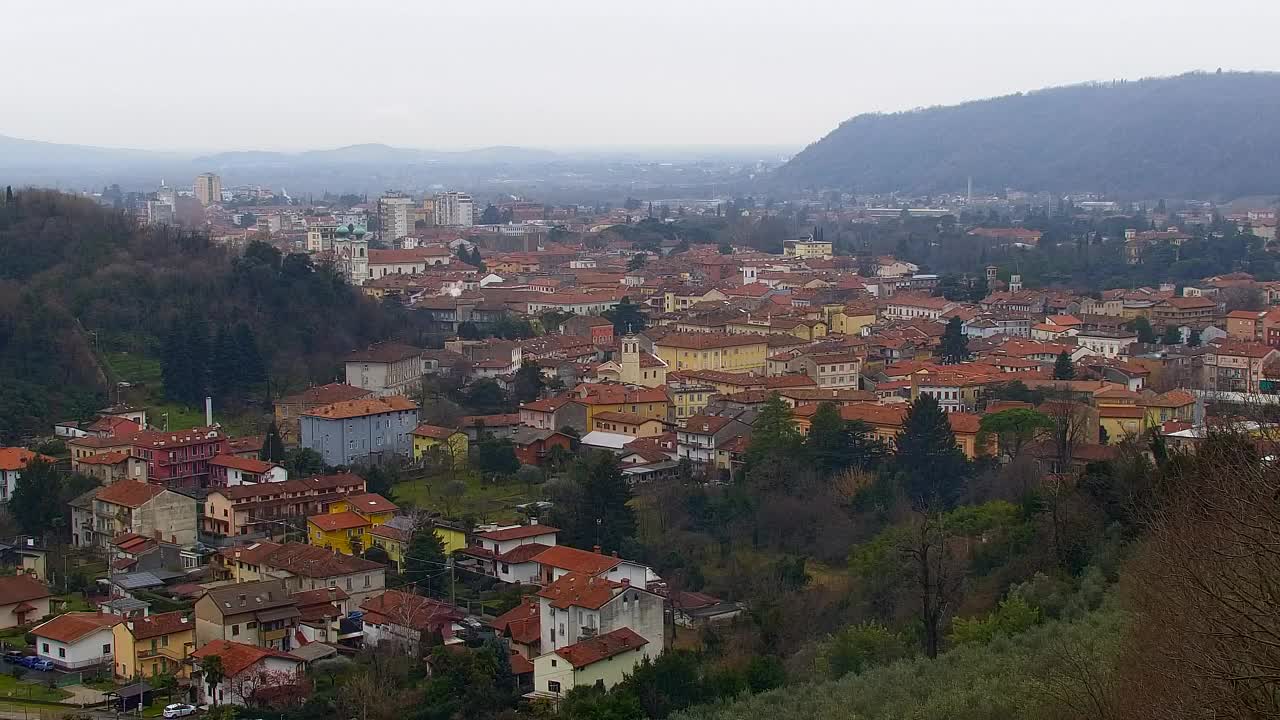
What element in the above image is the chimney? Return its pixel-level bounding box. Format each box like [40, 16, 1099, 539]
[621, 578, 630, 586]
[529, 517, 538, 526]
[612, 551, 618, 558]
[205, 397, 213, 427]
[593, 545, 601, 554]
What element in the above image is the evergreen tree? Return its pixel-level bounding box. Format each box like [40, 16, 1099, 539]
[1187, 327, 1202, 346]
[556, 451, 636, 552]
[4, 186, 12, 205]
[895, 395, 968, 510]
[511, 360, 545, 404]
[1132, 316, 1157, 344]
[1053, 351, 1076, 380]
[261, 422, 285, 463]
[939, 317, 970, 364]
[9, 459, 65, 536]
[469, 247, 485, 270]
[233, 322, 266, 387]
[405, 525, 451, 598]
[605, 296, 646, 335]
[806, 403, 884, 477]
[1161, 324, 1183, 345]
[210, 323, 238, 399]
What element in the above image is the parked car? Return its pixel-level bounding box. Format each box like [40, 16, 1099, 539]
[26, 658, 53, 671]
[162, 704, 196, 719]
[2, 650, 24, 662]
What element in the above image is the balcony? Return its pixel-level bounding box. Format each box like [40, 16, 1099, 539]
[262, 628, 287, 642]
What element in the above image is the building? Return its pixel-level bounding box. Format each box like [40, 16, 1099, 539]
[307, 493, 398, 556]
[194, 173, 222, 206]
[1226, 309, 1268, 342]
[194, 579, 300, 650]
[359, 590, 465, 653]
[71, 480, 197, 549]
[72, 451, 149, 485]
[650, 333, 770, 374]
[344, 343, 424, 397]
[0, 574, 52, 628]
[1075, 329, 1139, 359]
[218, 543, 387, 607]
[1151, 296, 1219, 329]
[519, 397, 588, 433]
[1202, 341, 1280, 393]
[676, 415, 750, 473]
[0, 448, 55, 503]
[274, 384, 374, 444]
[782, 238, 834, 259]
[202, 473, 366, 539]
[591, 412, 665, 438]
[191, 640, 304, 707]
[32, 611, 122, 670]
[411, 425, 469, 467]
[531, 626, 650, 698]
[536, 571, 664, 656]
[300, 396, 419, 467]
[458, 523, 560, 583]
[592, 334, 668, 388]
[210, 455, 287, 486]
[434, 192, 474, 227]
[379, 193, 415, 240]
[127, 427, 228, 489]
[883, 294, 957, 321]
[112, 611, 196, 680]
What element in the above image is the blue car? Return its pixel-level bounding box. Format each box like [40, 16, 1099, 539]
[27, 659, 53, 671]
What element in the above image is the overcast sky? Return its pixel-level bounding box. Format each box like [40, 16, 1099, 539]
[8, 0, 1280, 152]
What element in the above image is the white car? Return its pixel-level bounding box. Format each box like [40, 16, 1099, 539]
[162, 704, 196, 718]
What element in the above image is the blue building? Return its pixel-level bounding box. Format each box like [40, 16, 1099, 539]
[300, 396, 419, 467]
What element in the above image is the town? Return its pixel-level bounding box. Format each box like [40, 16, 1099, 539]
[0, 169, 1278, 719]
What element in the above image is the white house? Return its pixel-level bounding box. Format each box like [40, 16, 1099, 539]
[0, 574, 52, 629]
[33, 611, 122, 670]
[191, 640, 305, 707]
[1075, 330, 1139, 359]
[531, 627, 651, 698]
[530, 546, 651, 588]
[536, 572, 665, 658]
[458, 524, 561, 584]
[359, 590, 464, 652]
[210, 455, 287, 486]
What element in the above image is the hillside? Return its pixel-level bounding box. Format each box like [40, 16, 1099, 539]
[0, 191, 403, 441]
[777, 71, 1280, 198]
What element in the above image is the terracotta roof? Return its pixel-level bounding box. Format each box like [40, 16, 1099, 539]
[537, 572, 623, 610]
[411, 424, 461, 440]
[305, 396, 418, 420]
[34, 611, 122, 644]
[1100, 406, 1146, 418]
[259, 543, 383, 577]
[191, 640, 300, 676]
[1160, 296, 1218, 310]
[497, 543, 553, 564]
[490, 596, 540, 645]
[947, 412, 982, 434]
[0, 574, 51, 606]
[217, 473, 365, 501]
[476, 524, 559, 542]
[125, 611, 193, 640]
[520, 397, 577, 413]
[290, 587, 350, 606]
[359, 590, 463, 631]
[279, 383, 373, 407]
[95, 480, 166, 509]
[531, 546, 621, 576]
[126, 427, 225, 450]
[210, 454, 277, 474]
[594, 411, 659, 426]
[681, 415, 733, 435]
[764, 374, 818, 389]
[554, 627, 648, 668]
[1145, 390, 1195, 407]
[308, 511, 369, 532]
[74, 450, 134, 466]
[342, 493, 398, 514]
[0, 448, 55, 471]
[368, 524, 409, 542]
[344, 342, 423, 364]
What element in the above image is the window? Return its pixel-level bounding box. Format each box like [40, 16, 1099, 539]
[58, 648, 65, 658]
[548, 681, 561, 693]
[41, 643, 48, 653]
[345, 577, 353, 591]
[246, 621, 257, 629]
[363, 574, 371, 588]
[551, 659, 557, 667]
[232, 624, 240, 636]
[103, 643, 111, 655]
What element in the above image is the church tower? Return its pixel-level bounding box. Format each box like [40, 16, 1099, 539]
[620, 333, 641, 385]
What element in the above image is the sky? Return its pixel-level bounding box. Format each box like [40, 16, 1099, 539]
[7, 0, 1280, 152]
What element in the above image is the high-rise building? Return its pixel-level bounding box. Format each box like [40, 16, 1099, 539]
[433, 192, 474, 227]
[379, 192, 414, 240]
[194, 173, 222, 206]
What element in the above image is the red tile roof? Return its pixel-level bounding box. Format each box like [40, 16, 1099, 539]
[531, 546, 621, 577]
[0, 448, 55, 471]
[126, 611, 193, 640]
[0, 574, 51, 606]
[359, 590, 463, 631]
[279, 383, 374, 407]
[490, 596, 541, 645]
[411, 424, 461, 440]
[191, 640, 301, 676]
[34, 611, 122, 644]
[308, 511, 369, 532]
[210, 455, 278, 474]
[538, 572, 624, 610]
[554, 627, 648, 668]
[95, 479, 166, 508]
[342, 493, 398, 514]
[304, 396, 418, 420]
[497, 543, 553, 564]
[476, 524, 559, 542]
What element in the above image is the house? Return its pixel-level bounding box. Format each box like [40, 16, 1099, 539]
[202, 473, 367, 539]
[411, 425, 469, 467]
[491, 596, 541, 659]
[458, 523, 560, 583]
[274, 384, 375, 444]
[359, 590, 465, 653]
[367, 523, 411, 572]
[226, 436, 266, 460]
[1202, 341, 1280, 393]
[0, 448, 55, 504]
[531, 627, 651, 698]
[590, 412, 665, 438]
[71, 480, 197, 549]
[510, 427, 574, 467]
[882, 294, 957, 321]
[307, 493, 398, 556]
[300, 396, 419, 467]
[671, 591, 743, 627]
[210, 455, 288, 486]
[530, 545, 649, 587]
[536, 571, 664, 656]
[571, 385, 670, 428]
[72, 451, 149, 485]
[112, 611, 196, 680]
[191, 640, 305, 707]
[1075, 329, 1138, 359]
[221, 543, 387, 607]
[1151, 296, 1218, 329]
[0, 574, 52, 628]
[519, 397, 588, 433]
[32, 611, 122, 670]
[344, 343, 425, 396]
[290, 586, 350, 645]
[561, 315, 615, 344]
[1226, 309, 1268, 342]
[194, 579, 301, 651]
[126, 427, 228, 489]
[650, 332, 770, 374]
[676, 415, 751, 473]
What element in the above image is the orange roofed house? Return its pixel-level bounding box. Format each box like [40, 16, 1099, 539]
[191, 640, 305, 707]
[300, 396, 418, 467]
[0, 448, 55, 504]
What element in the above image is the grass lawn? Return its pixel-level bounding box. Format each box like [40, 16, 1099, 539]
[103, 352, 163, 386]
[84, 678, 118, 692]
[102, 352, 260, 436]
[54, 593, 92, 613]
[0, 675, 73, 703]
[391, 469, 542, 524]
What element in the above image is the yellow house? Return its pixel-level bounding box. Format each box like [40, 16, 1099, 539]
[591, 411, 666, 437]
[1094, 386, 1148, 444]
[112, 611, 196, 680]
[652, 333, 769, 374]
[369, 519, 466, 572]
[574, 384, 670, 426]
[308, 493, 398, 556]
[831, 304, 877, 336]
[1139, 389, 1196, 427]
[411, 424, 469, 467]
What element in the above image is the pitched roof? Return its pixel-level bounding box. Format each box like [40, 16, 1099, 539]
[279, 383, 374, 407]
[210, 454, 278, 474]
[476, 524, 559, 542]
[0, 448, 55, 471]
[530, 546, 621, 576]
[0, 574, 51, 606]
[344, 342, 423, 364]
[257, 543, 383, 577]
[125, 611, 193, 640]
[411, 424, 462, 440]
[497, 543, 553, 563]
[368, 524, 410, 542]
[537, 572, 624, 610]
[202, 580, 296, 613]
[341, 493, 398, 514]
[358, 590, 463, 631]
[34, 611, 123, 644]
[554, 627, 648, 668]
[190, 640, 301, 676]
[304, 396, 418, 420]
[490, 596, 540, 645]
[95, 480, 166, 509]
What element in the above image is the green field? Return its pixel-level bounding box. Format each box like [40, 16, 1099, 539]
[391, 469, 542, 524]
[102, 352, 260, 436]
[0, 675, 73, 703]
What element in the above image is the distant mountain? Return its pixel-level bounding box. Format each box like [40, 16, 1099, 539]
[195, 143, 563, 168]
[0, 134, 178, 168]
[777, 71, 1280, 198]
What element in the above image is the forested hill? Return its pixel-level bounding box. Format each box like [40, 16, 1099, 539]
[777, 71, 1280, 198]
[0, 190, 399, 441]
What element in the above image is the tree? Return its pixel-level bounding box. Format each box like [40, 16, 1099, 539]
[405, 524, 451, 598]
[511, 360, 545, 404]
[895, 395, 968, 510]
[605, 296, 646, 335]
[9, 459, 65, 536]
[201, 654, 226, 706]
[283, 448, 326, 477]
[1131, 316, 1156, 344]
[806, 403, 885, 478]
[627, 253, 647, 271]
[210, 323, 238, 398]
[977, 408, 1054, 460]
[460, 379, 511, 415]
[551, 451, 636, 552]
[480, 204, 501, 224]
[718, 243, 734, 254]
[261, 422, 285, 463]
[743, 394, 802, 475]
[475, 437, 520, 479]
[1187, 326, 1202, 346]
[938, 317, 970, 364]
[233, 322, 266, 389]
[1160, 323, 1183, 345]
[1053, 350, 1076, 380]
